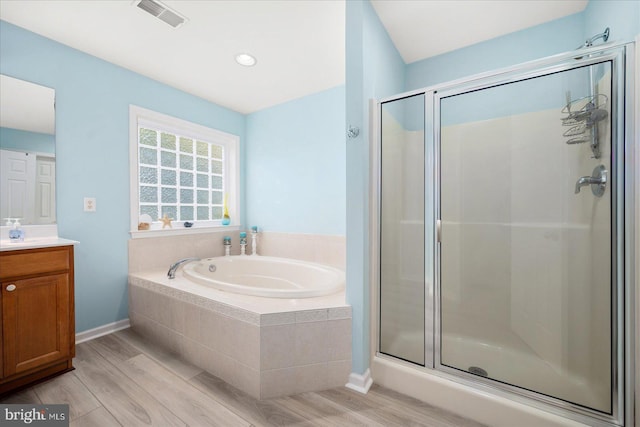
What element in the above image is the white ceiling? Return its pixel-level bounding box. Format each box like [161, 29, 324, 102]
[0, 1, 588, 114]
[0, 74, 55, 135]
[0, 0, 345, 114]
[371, 0, 589, 64]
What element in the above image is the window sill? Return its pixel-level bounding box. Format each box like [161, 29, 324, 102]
[130, 224, 240, 239]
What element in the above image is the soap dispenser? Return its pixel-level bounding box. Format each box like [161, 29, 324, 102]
[8, 218, 25, 242]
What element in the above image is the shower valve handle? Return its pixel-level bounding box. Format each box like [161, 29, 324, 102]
[575, 165, 607, 197]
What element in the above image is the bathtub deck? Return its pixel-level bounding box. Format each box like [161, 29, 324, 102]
[1, 328, 486, 427]
[129, 270, 349, 316]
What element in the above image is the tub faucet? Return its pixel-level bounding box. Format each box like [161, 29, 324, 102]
[239, 232, 247, 255]
[167, 258, 200, 279]
[223, 236, 231, 256]
[250, 226, 258, 256]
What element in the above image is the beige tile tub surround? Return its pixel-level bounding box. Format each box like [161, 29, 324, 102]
[256, 232, 346, 270]
[128, 273, 351, 399]
[129, 230, 346, 273]
[129, 230, 241, 274]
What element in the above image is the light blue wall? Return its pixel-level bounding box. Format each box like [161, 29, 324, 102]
[406, 13, 584, 91]
[346, 0, 405, 375]
[0, 20, 245, 333]
[245, 86, 345, 235]
[439, 65, 593, 127]
[583, 0, 640, 44]
[406, 1, 639, 91]
[0, 127, 55, 154]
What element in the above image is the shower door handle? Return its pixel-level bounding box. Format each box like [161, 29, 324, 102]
[436, 220, 442, 243]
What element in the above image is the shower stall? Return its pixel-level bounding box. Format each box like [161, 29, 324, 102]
[373, 43, 635, 426]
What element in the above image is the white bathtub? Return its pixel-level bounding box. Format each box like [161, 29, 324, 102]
[182, 255, 345, 298]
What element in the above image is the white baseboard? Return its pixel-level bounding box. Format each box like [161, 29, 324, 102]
[345, 368, 373, 394]
[75, 319, 130, 344]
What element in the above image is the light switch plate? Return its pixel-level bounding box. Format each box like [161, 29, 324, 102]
[84, 197, 96, 212]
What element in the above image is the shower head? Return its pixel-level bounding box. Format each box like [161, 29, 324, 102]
[578, 27, 610, 49]
[589, 108, 608, 124]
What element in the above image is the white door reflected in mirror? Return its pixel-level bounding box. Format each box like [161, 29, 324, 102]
[0, 75, 56, 225]
[0, 150, 56, 224]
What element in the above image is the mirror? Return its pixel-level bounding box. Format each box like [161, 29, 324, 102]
[0, 75, 56, 225]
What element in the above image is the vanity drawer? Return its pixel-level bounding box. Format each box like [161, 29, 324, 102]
[0, 246, 71, 280]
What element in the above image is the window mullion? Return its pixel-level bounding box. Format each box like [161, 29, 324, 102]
[135, 108, 237, 230]
[156, 129, 162, 221]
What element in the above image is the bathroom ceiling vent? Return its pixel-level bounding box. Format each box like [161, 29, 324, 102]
[134, 0, 187, 29]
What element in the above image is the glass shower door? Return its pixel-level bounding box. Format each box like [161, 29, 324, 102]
[438, 61, 614, 414]
[379, 94, 426, 365]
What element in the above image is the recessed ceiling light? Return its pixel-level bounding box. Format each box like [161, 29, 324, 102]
[235, 53, 257, 67]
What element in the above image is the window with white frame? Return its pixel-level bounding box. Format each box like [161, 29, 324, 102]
[129, 106, 239, 233]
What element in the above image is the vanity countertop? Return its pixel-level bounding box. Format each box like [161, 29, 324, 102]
[0, 238, 79, 252]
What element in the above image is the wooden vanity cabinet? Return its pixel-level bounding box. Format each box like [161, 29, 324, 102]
[0, 245, 75, 394]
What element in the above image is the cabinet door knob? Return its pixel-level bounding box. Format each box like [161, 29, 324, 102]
[6, 284, 16, 292]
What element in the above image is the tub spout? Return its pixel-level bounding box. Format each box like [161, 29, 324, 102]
[167, 258, 200, 279]
[575, 175, 598, 193]
[574, 165, 607, 196]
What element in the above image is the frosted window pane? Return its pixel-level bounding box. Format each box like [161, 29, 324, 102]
[161, 133, 176, 150]
[140, 166, 157, 184]
[180, 172, 193, 187]
[180, 155, 193, 170]
[196, 157, 208, 172]
[140, 147, 157, 165]
[197, 174, 208, 188]
[137, 120, 235, 228]
[211, 206, 223, 219]
[196, 141, 208, 156]
[161, 151, 176, 168]
[211, 191, 223, 204]
[180, 206, 194, 221]
[180, 137, 193, 153]
[211, 160, 223, 174]
[140, 186, 157, 203]
[211, 145, 223, 159]
[211, 176, 223, 190]
[161, 187, 177, 203]
[180, 189, 194, 204]
[197, 206, 209, 220]
[161, 205, 177, 219]
[161, 169, 176, 185]
[140, 205, 157, 219]
[139, 128, 157, 146]
[197, 190, 208, 204]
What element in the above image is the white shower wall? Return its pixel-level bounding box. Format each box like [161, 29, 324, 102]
[440, 94, 611, 411]
[379, 108, 425, 364]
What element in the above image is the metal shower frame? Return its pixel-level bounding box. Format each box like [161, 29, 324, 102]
[372, 41, 636, 427]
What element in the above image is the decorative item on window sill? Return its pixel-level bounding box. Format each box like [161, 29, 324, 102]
[184, 221, 193, 228]
[138, 214, 153, 230]
[159, 213, 173, 229]
[222, 193, 231, 226]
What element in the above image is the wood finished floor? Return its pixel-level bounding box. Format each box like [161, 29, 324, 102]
[1, 329, 485, 426]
